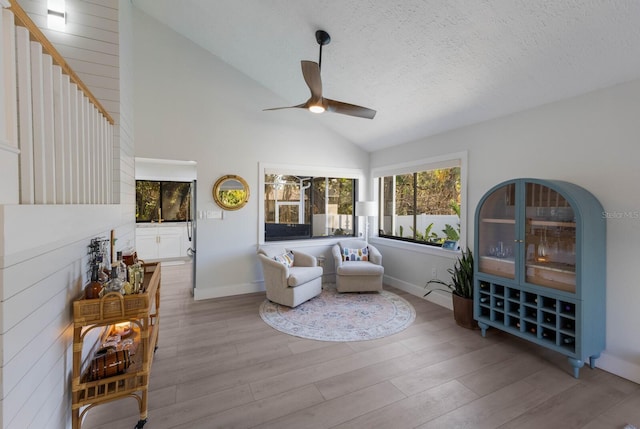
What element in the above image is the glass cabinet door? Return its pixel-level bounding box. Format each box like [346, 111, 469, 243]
[478, 183, 516, 279]
[524, 182, 576, 292]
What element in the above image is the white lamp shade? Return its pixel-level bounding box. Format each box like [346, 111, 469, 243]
[355, 201, 377, 217]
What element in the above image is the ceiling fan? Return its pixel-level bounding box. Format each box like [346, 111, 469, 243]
[264, 30, 376, 119]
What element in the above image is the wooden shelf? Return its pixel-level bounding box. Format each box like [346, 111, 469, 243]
[478, 256, 515, 279]
[481, 218, 515, 224]
[528, 219, 576, 228]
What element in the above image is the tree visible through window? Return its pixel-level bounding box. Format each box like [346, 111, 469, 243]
[136, 180, 191, 222]
[379, 167, 461, 246]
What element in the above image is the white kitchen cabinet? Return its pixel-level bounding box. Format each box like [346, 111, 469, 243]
[136, 225, 190, 260]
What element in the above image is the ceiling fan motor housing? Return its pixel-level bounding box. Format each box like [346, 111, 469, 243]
[315, 30, 331, 46]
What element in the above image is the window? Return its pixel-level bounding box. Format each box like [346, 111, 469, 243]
[136, 180, 192, 222]
[374, 153, 466, 248]
[263, 174, 358, 241]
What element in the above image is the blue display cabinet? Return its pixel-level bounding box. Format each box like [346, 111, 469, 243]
[474, 178, 605, 378]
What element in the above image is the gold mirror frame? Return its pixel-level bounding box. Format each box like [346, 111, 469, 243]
[212, 175, 250, 211]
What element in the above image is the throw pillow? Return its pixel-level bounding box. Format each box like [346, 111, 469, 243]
[273, 251, 294, 267]
[342, 247, 369, 261]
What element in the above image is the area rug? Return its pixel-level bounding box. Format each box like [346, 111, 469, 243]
[259, 284, 416, 341]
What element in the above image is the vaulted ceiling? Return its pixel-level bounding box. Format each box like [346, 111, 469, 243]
[132, 0, 640, 152]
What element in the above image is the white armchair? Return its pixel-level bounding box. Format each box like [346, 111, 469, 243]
[257, 247, 323, 307]
[332, 239, 384, 293]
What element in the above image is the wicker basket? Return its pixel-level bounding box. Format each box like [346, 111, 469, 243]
[73, 262, 159, 325]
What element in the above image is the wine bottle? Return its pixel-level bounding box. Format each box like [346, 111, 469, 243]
[563, 337, 575, 345]
[496, 300, 504, 307]
[480, 296, 489, 304]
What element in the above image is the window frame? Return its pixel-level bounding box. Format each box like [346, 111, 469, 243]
[259, 163, 366, 244]
[135, 180, 193, 223]
[371, 151, 468, 252]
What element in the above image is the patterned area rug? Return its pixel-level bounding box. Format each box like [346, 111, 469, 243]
[259, 284, 416, 341]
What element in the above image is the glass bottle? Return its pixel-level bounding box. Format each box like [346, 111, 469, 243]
[84, 265, 103, 299]
[97, 255, 110, 283]
[104, 263, 124, 294]
[116, 251, 128, 282]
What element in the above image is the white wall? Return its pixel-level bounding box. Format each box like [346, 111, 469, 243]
[0, 0, 135, 427]
[132, 9, 370, 299]
[371, 79, 640, 383]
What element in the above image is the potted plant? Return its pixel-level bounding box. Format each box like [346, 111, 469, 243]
[424, 248, 477, 329]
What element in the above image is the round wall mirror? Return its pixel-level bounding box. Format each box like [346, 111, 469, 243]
[212, 175, 250, 211]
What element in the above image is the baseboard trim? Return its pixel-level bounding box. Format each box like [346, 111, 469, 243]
[194, 281, 265, 301]
[383, 274, 453, 310]
[596, 352, 640, 384]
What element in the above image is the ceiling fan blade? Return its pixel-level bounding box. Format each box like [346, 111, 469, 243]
[263, 103, 306, 111]
[301, 60, 322, 100]
[324, 98, 376, 119]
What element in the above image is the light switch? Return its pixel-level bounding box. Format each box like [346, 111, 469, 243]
[205, 210, 223, 219]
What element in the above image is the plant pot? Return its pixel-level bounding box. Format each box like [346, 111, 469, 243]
[452, 293, 478, 330]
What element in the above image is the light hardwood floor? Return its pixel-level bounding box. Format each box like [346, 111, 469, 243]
[83, 262, 640, 429]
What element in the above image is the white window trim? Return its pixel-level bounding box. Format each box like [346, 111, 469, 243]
[258, 162, 366, 245]
[370, 151, 468, 252]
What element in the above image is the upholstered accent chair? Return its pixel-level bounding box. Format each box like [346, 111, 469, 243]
[257, 247, 323, 307]
[332, 239, 384, 293]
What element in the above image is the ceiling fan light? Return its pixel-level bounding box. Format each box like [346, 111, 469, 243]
[309, 104, 325, 114]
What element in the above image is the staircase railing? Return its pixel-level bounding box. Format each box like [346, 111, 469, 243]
[1, 0, 115, 204]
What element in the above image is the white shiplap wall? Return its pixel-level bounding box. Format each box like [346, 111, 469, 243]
[0, 1, 134, 428]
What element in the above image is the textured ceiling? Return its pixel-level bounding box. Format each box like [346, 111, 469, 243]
[132, 0, 640, 152]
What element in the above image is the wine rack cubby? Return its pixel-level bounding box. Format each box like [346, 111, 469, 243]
[477, 280, 577, 352]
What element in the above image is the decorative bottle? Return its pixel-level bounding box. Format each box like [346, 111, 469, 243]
[116, 251, 128, 282]
[104, 263, 124, 294]
[97, 255, 110, 283]
[84, 265, 103, 299]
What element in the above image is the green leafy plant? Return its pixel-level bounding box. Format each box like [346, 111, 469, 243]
[442, 224, 460, 242]
[424, 248, 474, 299]
[442, 200, 461, 241]
[410, 223, 440, 242]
